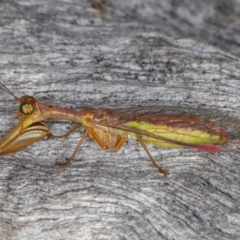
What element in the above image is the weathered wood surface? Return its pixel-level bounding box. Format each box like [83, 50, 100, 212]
[107, 0, 240, 57]
[0, 1, 240, 239]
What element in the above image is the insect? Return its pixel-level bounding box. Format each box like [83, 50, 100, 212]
[0, 82, 238, 176]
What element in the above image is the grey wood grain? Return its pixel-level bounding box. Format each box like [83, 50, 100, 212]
[107, 0, 240, 57]
[0, 1, 240, 239]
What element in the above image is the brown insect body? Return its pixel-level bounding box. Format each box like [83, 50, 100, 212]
[0, 82, 238, 176]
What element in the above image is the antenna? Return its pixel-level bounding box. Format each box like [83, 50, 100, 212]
[0, 82, 20, 101]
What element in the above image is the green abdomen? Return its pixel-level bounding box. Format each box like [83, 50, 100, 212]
[118, 121, 228, 148]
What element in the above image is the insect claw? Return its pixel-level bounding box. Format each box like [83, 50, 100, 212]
[55, 161, 69, 166]
[158, 168, 169, 176]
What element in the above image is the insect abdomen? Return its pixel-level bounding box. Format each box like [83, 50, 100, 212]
[121, 121, 229, 149]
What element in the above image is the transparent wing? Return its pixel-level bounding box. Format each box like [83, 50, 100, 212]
[91, 106, 240, 151]
[105, 106, 240, 140]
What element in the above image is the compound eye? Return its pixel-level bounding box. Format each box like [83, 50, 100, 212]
[20, 103, 34, 115]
